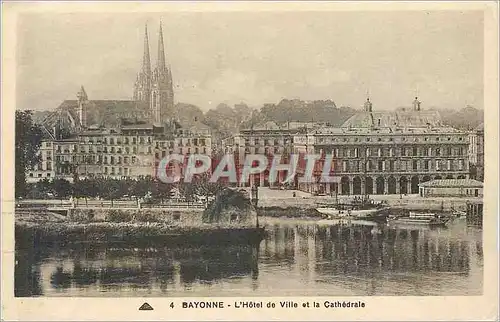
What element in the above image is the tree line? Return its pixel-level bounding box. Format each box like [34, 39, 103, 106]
[24, 175, 226, 206]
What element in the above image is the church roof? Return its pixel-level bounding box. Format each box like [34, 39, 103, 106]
[341, 110, 444, 129]
[41, 99, 150, 131]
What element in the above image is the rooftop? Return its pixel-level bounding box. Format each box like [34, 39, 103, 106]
[418, 179, 483, 188]
[341, 110, 444, 129]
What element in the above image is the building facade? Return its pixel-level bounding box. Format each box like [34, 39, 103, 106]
[467, 123, 484, 181]
[232, 98, 470, 195]
[418, 179, 483, 198]
[27, 122, 212, 183]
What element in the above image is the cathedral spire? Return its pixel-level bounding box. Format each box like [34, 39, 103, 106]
[157, 22, 166, 70]
[142, 24, 151, 75]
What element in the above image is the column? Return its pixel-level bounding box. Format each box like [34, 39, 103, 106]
[396, 177, 401, 194]
[384, 177, 389, 194]
[349, 178, 354, 196]
[361, 179, 366, 196]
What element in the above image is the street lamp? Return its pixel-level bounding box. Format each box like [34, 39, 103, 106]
[251, 185, 259, 207]
[251, 185, 259, 227]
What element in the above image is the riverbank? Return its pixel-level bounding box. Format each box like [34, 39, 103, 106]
[15, 199, 265, 247]
[257, 206, 325, 219]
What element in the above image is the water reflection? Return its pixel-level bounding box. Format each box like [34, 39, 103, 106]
[15, 220, 482, 297]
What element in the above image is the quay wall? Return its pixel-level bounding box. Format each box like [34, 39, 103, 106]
[256, 196, 481, 211]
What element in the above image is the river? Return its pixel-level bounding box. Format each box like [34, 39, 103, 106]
[15, 217, 483, 297]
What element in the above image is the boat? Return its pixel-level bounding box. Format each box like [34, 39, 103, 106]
[316, 207, 385, 219]
[316, 218, 379, 227]
[387, 212, 450, 227]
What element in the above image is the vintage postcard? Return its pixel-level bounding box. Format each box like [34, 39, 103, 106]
[1, 1, 498, 321]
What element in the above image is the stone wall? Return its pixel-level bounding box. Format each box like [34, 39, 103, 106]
[68, 208, 205, 226]
[67, 206, 258, 228]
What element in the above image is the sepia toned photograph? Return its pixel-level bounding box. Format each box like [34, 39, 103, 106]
[2, 1, 498, 321]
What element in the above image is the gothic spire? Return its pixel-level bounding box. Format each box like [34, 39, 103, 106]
[142, 24, 151, 75]
[157, 22, 166, 70]
[77, 85, 88, 101]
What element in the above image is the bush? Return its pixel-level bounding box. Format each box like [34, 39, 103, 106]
[69, 209, 96, 223]
[105, 210, 133, 222]
[133, 211, 162, 223]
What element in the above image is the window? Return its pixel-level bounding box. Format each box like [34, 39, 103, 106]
[436, 148, 441, 156]
[424, 160, 429, 171]
[366, 148, 371, 157]
[173, 214, 181, 221]
[389, 160, 395, 171]
[342, 161, 348, 172]
[436, 160, 440, 171]
[412, 160, 418, 171]
[389, 148, 394, 157]
[378, 161, 383, 171]
[354, 148, 359, 158]
[378, 148, 382, 157]
[412, 147, 418, 156]
[366, 160, 372, 171]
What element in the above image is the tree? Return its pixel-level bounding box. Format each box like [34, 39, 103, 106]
[151, 180, 172, 203]
[52, 178, 72, 204]
[178, 182, 196, 203]
[15, 110, 44, 198]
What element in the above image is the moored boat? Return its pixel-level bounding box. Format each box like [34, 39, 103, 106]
[316, 206, 388, 220]
[387, 212, 450, 227]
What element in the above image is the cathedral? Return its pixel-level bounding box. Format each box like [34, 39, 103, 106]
[133, 23, 175, 124]
[41, 23, 175, 135]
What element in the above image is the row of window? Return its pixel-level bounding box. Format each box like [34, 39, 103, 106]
[315, 136, 466, 144]
[336, 159, 465, 173]
[244, 139, 293, 146]
[81, 136, 152, 145]
[244, 147, 284, 154]
[55, 137, 208, 152]
[50, 146, 210, 157]
[326, 146, 465, 158]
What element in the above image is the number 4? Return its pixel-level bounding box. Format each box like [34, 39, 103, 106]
[170, 302, 174, 309]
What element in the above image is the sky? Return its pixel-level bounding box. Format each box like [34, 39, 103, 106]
[16, 10, 484, 112]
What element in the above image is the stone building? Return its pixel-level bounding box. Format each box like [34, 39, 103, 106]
[38, 22, 174, 135]
[233, 98, 470, 195]
[27, 121, 212, 182]
[468, 123, 484, 181]
[418, 179, 483, 198]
